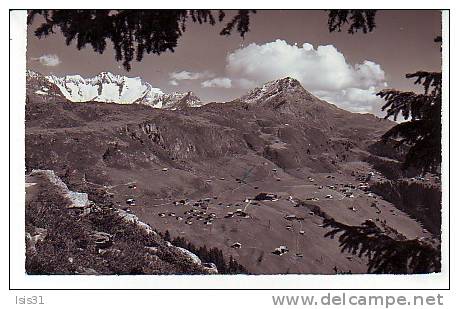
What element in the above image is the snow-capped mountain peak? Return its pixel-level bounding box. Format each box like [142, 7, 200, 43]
[46, 71, 165, 105]
[26, 70, 203, 109]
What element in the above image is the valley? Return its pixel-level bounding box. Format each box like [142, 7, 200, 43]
[25, 76, 441, 274]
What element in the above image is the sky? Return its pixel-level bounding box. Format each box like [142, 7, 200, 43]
[26, 10, 442, 116]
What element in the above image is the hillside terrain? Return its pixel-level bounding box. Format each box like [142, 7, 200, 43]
[25, 169, 230, 275]
[25, 75, 441, 274]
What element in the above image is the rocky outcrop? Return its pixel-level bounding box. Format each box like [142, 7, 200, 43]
[25, 227, 48, 255]
[116, 209, 157, 235]
[175, 247, 219, 274]
[29, 169, 90, 209]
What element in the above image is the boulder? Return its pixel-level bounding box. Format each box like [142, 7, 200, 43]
[91, 231, 113, 248]
[202, 262, 218, 274]
[25, 227, 48, 255]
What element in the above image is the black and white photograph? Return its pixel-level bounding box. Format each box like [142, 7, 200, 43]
[5, 3, 454, 308]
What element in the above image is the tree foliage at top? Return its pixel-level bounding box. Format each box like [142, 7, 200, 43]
[27, 10, 256, 71]
[326, 10, 377, 34]
[377, 69, 442, 173]
[323, 218, 441, 274]
[27, 10, 379, 71]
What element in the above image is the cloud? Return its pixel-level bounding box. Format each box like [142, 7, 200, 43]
[169, 70, 213, 81]
[169, 80, 179, 86]
[314, 87, 384, 115]
[201, 77, 232, 88]
[32, 54, 61, 67]
[233, 78, 257, 89]
[225, 40, 387, 113]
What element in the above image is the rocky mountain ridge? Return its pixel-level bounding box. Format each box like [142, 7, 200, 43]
[26, 70, 203, 109]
